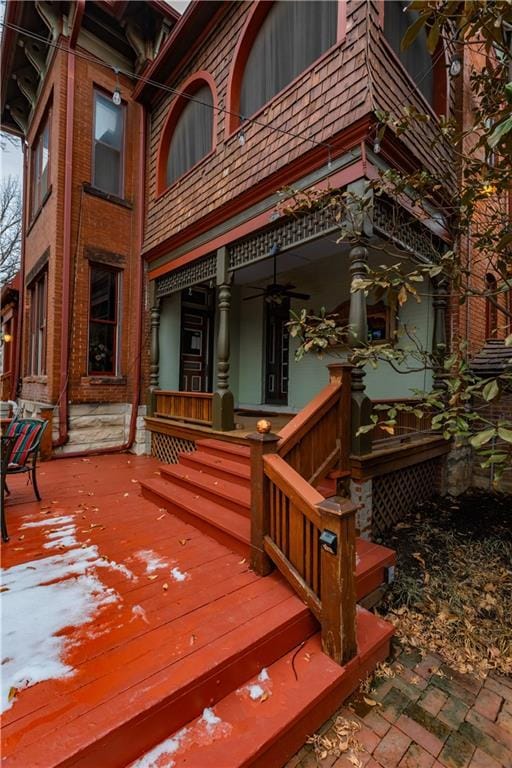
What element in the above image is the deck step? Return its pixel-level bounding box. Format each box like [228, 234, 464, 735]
[140, 476, 251, 557]
[179, 450, 251, 488]
[195, 438, 251, 465]
[128, 608, 393, 768]
[160, 463, 251, 516]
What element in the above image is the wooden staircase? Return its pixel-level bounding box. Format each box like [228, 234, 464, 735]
[137, 436, 395, 767]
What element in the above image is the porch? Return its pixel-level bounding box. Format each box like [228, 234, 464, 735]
[2, 454, 394, 768]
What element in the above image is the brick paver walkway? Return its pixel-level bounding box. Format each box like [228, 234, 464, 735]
[286, 646, 512, 768]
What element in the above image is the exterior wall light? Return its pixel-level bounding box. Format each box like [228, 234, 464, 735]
[449, 55, 462, 77]
[2, 333, 12, 343]
[319, 529, 338, 556]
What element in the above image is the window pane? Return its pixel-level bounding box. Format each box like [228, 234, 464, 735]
[94, 144, 121, 196]
[90, 267, 116, 321]
[240, 1, 337, 119]
[88, 322, 115, 373]
[166, 85, 213, 185]
[41, 123, 49, 196]
[94, 93, 123, 149]
[384, 1, 433, 105]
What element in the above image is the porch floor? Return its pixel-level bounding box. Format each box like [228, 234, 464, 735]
[1, 453, 393, 768]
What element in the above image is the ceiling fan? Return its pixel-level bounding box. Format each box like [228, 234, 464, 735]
[243, 244, 311, 304]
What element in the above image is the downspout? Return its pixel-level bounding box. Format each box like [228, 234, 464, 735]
[53, 101, 146, 458]
[52, 42, 75, 448]
[11, 140, 27, 401]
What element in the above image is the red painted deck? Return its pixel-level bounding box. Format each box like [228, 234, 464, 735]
[1, 453, 393, 768]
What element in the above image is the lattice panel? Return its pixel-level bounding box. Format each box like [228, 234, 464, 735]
[151, 432, 196, 464]
[155, 253, 216, 298]
[228, 206, 338, 270]
[372, 458, 440, 536]
[373, 196, 444, 263]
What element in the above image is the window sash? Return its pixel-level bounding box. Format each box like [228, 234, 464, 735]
[28, 271, 47, 375]
[88, 265, 120, 376]
[31, 115, 51, 215]
[92, 91, 125, 197]
[166, 85, 214, 186]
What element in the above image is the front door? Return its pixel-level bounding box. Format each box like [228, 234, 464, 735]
[180, 287, 214, 392]
[264, 299, 290, 405]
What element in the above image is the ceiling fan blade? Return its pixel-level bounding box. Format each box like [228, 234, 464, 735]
[286, 291, 311, 300]
[243, 293, 266, 301]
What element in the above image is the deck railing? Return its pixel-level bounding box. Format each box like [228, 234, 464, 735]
[277, 364, 352, 485]
[248, 364, 357, 665]
[249, 431, 357, 665]
[154, 390, 213, 425]
[372, 397, 432, 442]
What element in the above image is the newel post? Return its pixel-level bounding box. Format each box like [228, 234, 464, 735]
[246, 420, 279, 576]
[317, 495, 358, 665]
[432, 276, 448, 392]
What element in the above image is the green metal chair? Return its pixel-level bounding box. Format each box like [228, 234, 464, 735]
[1, 418, 48, 542]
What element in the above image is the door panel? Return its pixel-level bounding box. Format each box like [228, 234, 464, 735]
[179, 289, 214, 392]
[264, 299, 290, 405]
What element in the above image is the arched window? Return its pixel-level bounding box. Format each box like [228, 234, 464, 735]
[239, 1, 338, 121]
[165, 84, 213, 187]
[384, 1, 434, 106]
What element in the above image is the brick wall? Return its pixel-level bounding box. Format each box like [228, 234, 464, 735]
[20, 47, 144, 418]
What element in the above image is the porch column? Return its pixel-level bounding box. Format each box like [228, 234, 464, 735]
[148, 297, 161, 416]
[432, 276, 448, 391]
[212, 247, 235, 431]
[347, 245, 372, 456]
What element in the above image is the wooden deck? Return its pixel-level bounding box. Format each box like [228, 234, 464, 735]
[1, 453, 393, 768]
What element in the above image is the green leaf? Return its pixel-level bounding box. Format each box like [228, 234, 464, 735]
[505, 334, 512, 347]
[497, 427, 512, 444]
[469, 428, 497, 449]
[482, 379, 500, 402]
[400, 14, 428, 51]
[488, 115, 512, 148]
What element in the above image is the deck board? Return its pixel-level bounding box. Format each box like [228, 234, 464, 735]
[0, 454, 304, 767]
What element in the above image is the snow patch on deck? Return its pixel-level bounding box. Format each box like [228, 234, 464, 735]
[130, 708, 231, 767]
[170, 566, 189, 582]
[21, 516, 74, 528]
[1, 546, 120, 713]
[237, 667, 273, 702]
[135, 549, 169, 575]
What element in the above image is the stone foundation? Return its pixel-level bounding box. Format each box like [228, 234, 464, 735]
[17, 400, 149, 456]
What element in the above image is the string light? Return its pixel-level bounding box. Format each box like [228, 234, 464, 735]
[112, 67, 122, 106]
[0, 20, 334, 156]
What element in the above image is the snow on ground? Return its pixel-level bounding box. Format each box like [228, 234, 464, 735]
[130, 708, 231, 768]
[135, 549, 169, 575]
[1, 514, 136, 712]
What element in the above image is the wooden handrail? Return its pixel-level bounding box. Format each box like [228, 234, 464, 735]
[263, 453, 323, 529]
[155, 390, 213, 399]
[250, 444, 357, 665]
[277, 383, 341, 457]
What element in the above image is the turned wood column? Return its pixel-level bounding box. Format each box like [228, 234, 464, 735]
[212, 247, 235, 431]
[347, 245, 372, 455]
[148, 298, 161, 416]
[432, 276, 448, 392]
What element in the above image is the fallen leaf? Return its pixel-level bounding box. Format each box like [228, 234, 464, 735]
[363, 696, 378, 707]
[148, 575, 158, 581]
[162, 582, 169, 591]
[179, 539, 187, 546]
[8, 687, 17, 702]
[157, 514, 166, 520]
